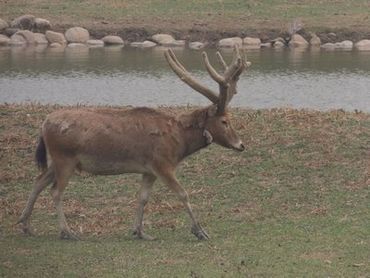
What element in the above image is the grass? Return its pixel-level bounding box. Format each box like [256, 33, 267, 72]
[1, 0, 370, 32]
[0, 104, 369, 277]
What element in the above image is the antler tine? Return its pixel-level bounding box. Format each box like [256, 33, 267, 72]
[167, 48, 187, 73]
[223, 45, 243, 82]
[201, 52, 225, 84]
[216, 51, 228, 71]
[221, 46, 250, 110]
[164, 49, 219, 104]
[241, 48, 252, 68]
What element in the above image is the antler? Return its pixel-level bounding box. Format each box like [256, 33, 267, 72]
[164, 46, 251, 114]
[164, 49, 219, 104]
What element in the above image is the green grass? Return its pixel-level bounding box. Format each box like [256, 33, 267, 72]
[1, 0, 370, 31]
[1, 105, 369, 277]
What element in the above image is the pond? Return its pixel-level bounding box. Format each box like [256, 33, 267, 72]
[1, 45, 370, 112]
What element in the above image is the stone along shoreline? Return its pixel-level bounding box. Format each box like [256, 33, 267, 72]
[1, 14, 370, 51]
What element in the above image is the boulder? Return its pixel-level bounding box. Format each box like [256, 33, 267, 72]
[34, 18, 51, 32]
[9, 34, 26, 46]
[45, 31, 66, 45]
[321, 43, 336, 50]
[49, 42, 63, 48]
[335, 40, 353, 49]
[260, 42, 272, 48]
[189, 41, 206, 50]
[0, 34, 10, 46]
[273, 40, 285, 48]
[151, 34, 175, 45]
[218, 37, 242, 48]
[67, 43, 88, 48]
[0, 18, 9, 31]
[165, 40, 185, 47]
[14, 30, 35, 44]
[289, 34, 309, 48]
[4, 28, 19, 37]
[34, 33, 48, 44]
[243, 37, 261, 46]
[355, 39, 370, 50]
[309, 34, 321, 46]
[87, 39, 104, 47]
[65, 27, 89, 43]
[102, 35, 124, 45]
[10, 14, 35, 30]
[130, 40, 157, 48]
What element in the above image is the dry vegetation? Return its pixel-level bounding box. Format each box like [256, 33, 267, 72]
[0, 104, 369, 276]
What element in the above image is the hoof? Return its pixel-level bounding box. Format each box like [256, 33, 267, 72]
[191, 224, 209, 240]
[132, 230, 156, 241]
[60, 230, 80, 240]
[17, 220, 34, 236]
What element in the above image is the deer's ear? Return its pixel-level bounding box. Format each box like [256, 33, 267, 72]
[207, 105, 218, 117]
[203, 129, 213, 144]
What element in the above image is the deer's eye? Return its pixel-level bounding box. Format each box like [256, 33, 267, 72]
[221, 120, 228, 126]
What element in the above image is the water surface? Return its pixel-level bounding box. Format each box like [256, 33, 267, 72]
[1, 45, 370, 111]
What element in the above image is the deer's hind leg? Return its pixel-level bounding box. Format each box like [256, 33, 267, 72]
[51, 157, 79, 240]
[17, 165, 55, 235]
[132, 173, 157, 240]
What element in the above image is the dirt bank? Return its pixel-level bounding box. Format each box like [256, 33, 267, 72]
[50, 21, 370, 46]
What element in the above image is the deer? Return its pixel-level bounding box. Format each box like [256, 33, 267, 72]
[17, 46, 251, 240]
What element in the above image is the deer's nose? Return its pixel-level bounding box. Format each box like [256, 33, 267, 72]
[239, 143, 245, 151]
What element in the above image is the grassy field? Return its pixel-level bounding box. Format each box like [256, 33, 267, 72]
[0, 104, 369, 277]
[1, 0, 370, 32]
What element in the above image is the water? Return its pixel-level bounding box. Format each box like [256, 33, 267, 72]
[1, 45, 370, 111]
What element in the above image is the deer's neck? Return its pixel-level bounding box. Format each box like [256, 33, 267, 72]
[177, 108, 210, 159]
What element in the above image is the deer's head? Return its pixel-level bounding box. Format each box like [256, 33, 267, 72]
[165, 46, 251, 152]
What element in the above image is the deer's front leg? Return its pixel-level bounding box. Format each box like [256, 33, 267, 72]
[157, 169, 209, 240]
[133, 173, 156, 240]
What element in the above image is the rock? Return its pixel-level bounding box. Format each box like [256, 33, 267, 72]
[243, 37, 261, 46]
[335, 40, 353, 49]
[260, 42, 272, 48]
[45, 31, 67, 45]
[49, 42, 63, 48]
[87, 39, 104, 47]
[321, 43, 336, 50]
[189, 41, 206, 50]
[10, 14, 35, 30]
[289, 34, 309, 48]
[0, 34, 10, 46]
[4, 28, 19, 37]
[355, 39, 370, 50]
[14, 30, 35, 44]
[34, 18, 51, 32]
[102, 35, 124, 45]
[65, 27, 89, 43]
[151, 34, 175, 45]
[310, 34, 321, 46]
[130, 40, 157, 48]
[34, 33, 48, 44]
[9, 34, 26, 46]
[0, 18, 9, 31]
[68, 43, 88, 48]
[218, 37, 243, 48]
[273, 40, 285, 48]
[166, 40, 186, 47]
[243, 37, 261, 49]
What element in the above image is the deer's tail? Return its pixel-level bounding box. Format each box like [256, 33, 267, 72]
[35, 135, 48, 171]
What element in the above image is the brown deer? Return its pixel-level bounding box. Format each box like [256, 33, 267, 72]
[17, 46, 251, 240]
